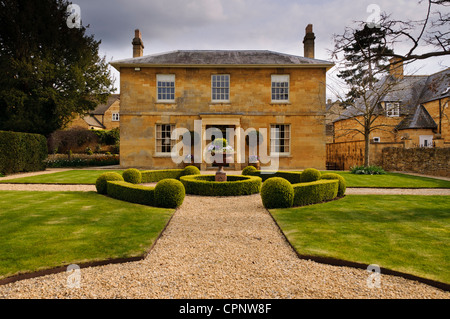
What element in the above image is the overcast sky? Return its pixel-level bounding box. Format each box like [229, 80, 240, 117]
[74, 0, 449, 98]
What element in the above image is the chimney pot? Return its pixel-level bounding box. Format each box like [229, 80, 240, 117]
[132, 29, 144, 58]
[303, 24, 315, 59]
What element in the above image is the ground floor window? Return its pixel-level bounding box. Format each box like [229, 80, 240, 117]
[156, 124, 175, 153]
[270, 124, 290, 155]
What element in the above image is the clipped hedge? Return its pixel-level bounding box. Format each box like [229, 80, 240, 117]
[106, 181, 156, 206]
[122, 168, 142, 184]
[182, 165, 201, 176]
[0, 131, 47, 175]
[292, 180, 339, 207]
[300, 168, 321, 183]
[261, 177, 294, 209]
[140, 166, 200, 183]
[320, 173, 346, 197]
[95, 172, 124, 194]
[243, 169, 302, 184]
[180, 175, 262, 196]
[242, 165, 258, 176]
[155, 179, 185, 208]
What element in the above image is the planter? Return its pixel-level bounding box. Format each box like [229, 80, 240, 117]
[213, 153, 234, 181]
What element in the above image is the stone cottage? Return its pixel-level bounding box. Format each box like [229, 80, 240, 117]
[110, 26, 334, 170]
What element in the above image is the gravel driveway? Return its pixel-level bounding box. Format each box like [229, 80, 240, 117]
[0, 194, 448, 299]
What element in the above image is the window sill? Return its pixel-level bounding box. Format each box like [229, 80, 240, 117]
[270, 102, 291, 105]
[269, 154, 292, 158]
[153, 153, 174, 158]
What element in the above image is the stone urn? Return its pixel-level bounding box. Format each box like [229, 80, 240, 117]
[214, 153, 234, 182]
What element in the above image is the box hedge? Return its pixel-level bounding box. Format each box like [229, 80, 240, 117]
[140, 166, 200, 183]
[180, 175, 262, 196]
[260, 177, 294, 209]
[0, 131, 47, 175]
[300, 168, 321, 182]
[292, 179, 339, 207]
[95, 172, 124, 194]
[243, 169, 302, 184]
[154, 179, 185, 208]
[320, 173, 346, 197]
[122, 168, 142, 184]
[106, 181, 156, 206]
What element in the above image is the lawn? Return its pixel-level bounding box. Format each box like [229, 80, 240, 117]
[0, 170, 123, 185]
[2, 169, 449, 188]
[0, 191, 173, 279]
[270, 195, 450, 284]
[330, 171, 450, 188]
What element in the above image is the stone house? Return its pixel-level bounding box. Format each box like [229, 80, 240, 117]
[110, 26, 334, 170]
[67, 94, 121, 130]
[328, 61, 450, 169]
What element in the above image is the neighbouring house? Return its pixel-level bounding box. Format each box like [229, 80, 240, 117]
[328, 60, 450, 170]
[110, 26, 334, 170]
[67, 94, 121, 130]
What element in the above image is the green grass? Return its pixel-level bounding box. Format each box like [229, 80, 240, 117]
[0, 191, 173, 279]
[329, 171, 450, 188]
[270, 195, 450, 284]
[0, 170, 123, 185]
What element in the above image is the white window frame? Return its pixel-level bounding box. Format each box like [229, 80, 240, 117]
[112, 113, 120, 122]
[271, 75, 290, 103]
[386, 102, 400, 117]
[373, 137, 380, 143]
[157, 74, 175, 103]
[270, 124, 291, 156]
[211, 74, 230, 103]
[155, 124, 176, 156]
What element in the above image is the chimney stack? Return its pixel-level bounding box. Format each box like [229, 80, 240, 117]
[303, 24, 315, 59]
[132, 29, 144, 58]
[389, 57, 404, 79]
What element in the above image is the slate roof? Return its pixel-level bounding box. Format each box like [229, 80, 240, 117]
[110, 50, 334, 69]
[89, 94, 120, 115]
[334, 68, 450, 131]
[395, 104, 437, 131]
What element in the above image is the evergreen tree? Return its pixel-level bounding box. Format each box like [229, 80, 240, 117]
[0, 0, 115, 136]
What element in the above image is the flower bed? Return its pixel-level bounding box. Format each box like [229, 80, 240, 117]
[180, 175, 262, 196]
[45, 153, 119, 167]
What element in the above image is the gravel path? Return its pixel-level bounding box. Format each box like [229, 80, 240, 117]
[0, 194, 448, 299]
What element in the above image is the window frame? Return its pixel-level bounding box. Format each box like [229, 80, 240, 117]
[385, 102, 400, 117]
[155, 124, 176, 156]
[271, 74, 290, 103]
[270, 124, 291, 156]
[112, 113, 120, 122]
[211, 74, 230, 103]
[156, 74, 176, 103]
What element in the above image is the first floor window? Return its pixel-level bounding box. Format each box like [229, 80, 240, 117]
[271, 75, 290, 102]
[386, 102, 400, 117]
[270, 124, 291, 154]
[157, 74, 175, 102]
[156, 124, 175, 153]
[211, 74, 230, 102]
[112, 113, 120, 121]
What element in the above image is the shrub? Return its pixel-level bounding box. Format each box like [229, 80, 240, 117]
[107, 181, 155, 206]
[141, 169, 184, 183]
[180, 175, 262, 196]
[47, 127, 99, 154]
[260, 177, 294, 209]
[350, 165, 386, 175]
[183, 165, 201, 176]
[243, 169, 302, 184]
[242, 165, 257, 176]
[0, 131, 47, 175]
[155, 179, 185, 208]
[122, 168, 142, 184]
[95, 172, 124, 194]
[320, 173, 347, 197]
[292, 180, 338, 207]
[300, 168, 321, 182]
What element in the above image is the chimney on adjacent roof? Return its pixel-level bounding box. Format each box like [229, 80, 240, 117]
[303, 24, 315, 59]
[389, 57, 404, 79]
[132, 29, 144, 58]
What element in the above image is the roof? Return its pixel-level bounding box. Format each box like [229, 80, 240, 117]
[82, 115, 105, 129]
[396, 104, 437, 131]
[89, 94, 120, 115]
[110, 50, 334, 70]
[334, 68, 450, 130]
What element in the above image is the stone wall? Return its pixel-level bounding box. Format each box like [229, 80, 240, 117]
[382, 147, 450, 177]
